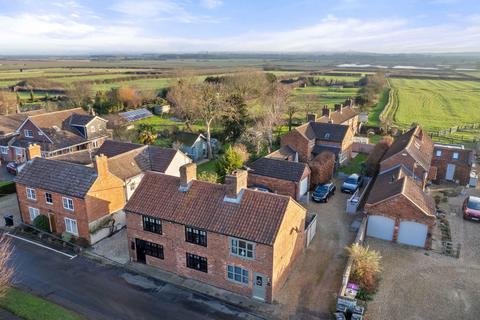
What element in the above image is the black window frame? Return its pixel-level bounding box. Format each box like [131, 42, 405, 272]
[186, 253, 208, 273]
[142, 215, 162, 234]
[185, 226, 207, 247]
[144, 241, 164, 259]
[45, 192, 53, 204]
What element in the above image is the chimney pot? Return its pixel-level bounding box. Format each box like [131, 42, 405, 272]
[179, 163, 196, 191]
[322, 106, 330, 117]
[224, 170, 248, 202]
[334, 104, 343, 113]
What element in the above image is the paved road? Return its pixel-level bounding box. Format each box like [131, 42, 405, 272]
[9, 237, 263, 320]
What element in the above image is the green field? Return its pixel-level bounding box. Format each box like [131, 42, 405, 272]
[292, 85, 359, 110]
[388, 78, 480, 131]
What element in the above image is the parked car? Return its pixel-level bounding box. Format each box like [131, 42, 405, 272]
[6, 162, 18, 175]
[341, 174, 364, 194]
[312, 182, 336, 203]
[463, 196, 480, 221]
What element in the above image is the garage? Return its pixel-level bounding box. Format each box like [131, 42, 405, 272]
[367, 215, 395, 241]
[397, 221, 428, 248]
[299, 177, 309, 197]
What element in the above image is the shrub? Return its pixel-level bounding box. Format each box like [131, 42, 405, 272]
[308, 151, 335, 187]
[0, 182, 16, 196]
[346, 244, 382, 293]
[216, 146, 244, 181]
[365, 136, 393, 176]
[32, 215, 51, 233]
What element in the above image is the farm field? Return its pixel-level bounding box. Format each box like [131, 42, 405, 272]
[388, 78, 480, 131]
[292, 85, 359, 110]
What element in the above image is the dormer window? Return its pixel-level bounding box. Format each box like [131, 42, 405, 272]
[24, 130, 33, 138]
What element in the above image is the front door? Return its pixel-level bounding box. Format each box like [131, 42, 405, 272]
[446, 164, 456, 181]
[135, 239, 146, 264]
[48, 214, 57, 233]
[252, 273, 267, 301]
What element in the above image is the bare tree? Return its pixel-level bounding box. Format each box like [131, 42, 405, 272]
[167, 77, 198, 132]
[0, 91, 18, 115]
[0, 236, 13, 298]
[66, 82, 92, 109]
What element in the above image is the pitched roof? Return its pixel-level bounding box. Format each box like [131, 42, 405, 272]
[249, 158, 309, 182]
[293, 122, 349, 143]
[266, 145, 297, 161]
[317, 106, 359, 124]
[70, 114, 96, 126]
[50, 150, 94, 165]
[14, 157, 97, 198]
[125, 172, 301, 245]
[381, 126, 434, 171]
[0, 110, 45, 136]
[174, 132, 205, 147]
[366, 165, 435, 217]
[94, 140, 182, 180]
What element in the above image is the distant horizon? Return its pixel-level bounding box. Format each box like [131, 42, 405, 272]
[0, 0, 479, 55]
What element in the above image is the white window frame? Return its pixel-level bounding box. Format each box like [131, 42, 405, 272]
[24, 129, 33, 138]
[0, 146, 8, 154]
[227, 265, 249, 285]
[45, 192, 53, 205]
[28, 207, 40, 221]
[230, 238, 255, 260]
[90, 126, 96, 133]
[15, 148, 23, 156]
[64, 217, 78, 236]
[435, 150, 442, 157]
[62, 197, 74, 211]
[26, 188, 36, 200]
[38, 131, 43, 136]
[452, 152, 459, 160]
[92, 140, 99, 148]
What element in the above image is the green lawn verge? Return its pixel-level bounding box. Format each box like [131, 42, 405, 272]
[368, 88, 390, 126]
[0, 288, 83, 320]
[197, 160, 218, 175]
[340, 153, 368, 175]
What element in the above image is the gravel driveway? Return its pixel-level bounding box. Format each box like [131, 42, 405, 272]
[366, 186, 480, 320]
[274, 180, 359, 319]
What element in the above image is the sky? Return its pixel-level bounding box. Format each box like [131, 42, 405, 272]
[0, 0, 479, 54]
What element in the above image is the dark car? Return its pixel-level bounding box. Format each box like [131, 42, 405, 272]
[463, 196, 480, 221]
[341, 174, 364, 194]
[6, 162, 18, 175]
[312, 182, 336, 203]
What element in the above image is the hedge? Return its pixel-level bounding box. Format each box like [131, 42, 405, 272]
[0, 182, 16, 196]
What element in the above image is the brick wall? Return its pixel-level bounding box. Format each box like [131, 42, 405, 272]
[126, 212, 276, 302]
[431, 148, 472, 185]
[18, 120, 51, 144]
[365, 194, 435, 248]
[16, 183, 91, 240]
[280, 129, 310, 162]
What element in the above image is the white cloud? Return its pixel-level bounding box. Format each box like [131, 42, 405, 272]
[0, 13, 479, 54]
[201, 0, 223, 9]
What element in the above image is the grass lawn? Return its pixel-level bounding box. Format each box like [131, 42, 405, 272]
[340, 153, 368, 175]
[368, 88, 390, 126]
[0, 288, 83, 320]
[389, 78, 480, 131]
[197, 160, 218, 175]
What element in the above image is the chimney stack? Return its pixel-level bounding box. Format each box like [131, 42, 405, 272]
[224, 170, 248, 203]
[344, 98, 352, 107]
[306, 113, 317, 123]
[179, 163, 196, 192]
[334, 104, 343, 113]
[94, 154, 109, 177]
[27, 144, 41, 160]
[322, 106, 330, 118]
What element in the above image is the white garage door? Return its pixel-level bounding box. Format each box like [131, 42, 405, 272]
[367, 215, 395, 241]
[397, 221, 428, 248]
[299, 177, 309, 197]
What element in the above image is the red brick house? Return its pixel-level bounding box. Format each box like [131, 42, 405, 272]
[379, 126, 435, 187]
[14, 145, 126, 244]
[125, 164, 308, 303]
[365, 165, 436, 248]
[314, 103, 360, 134]
[281, 122, 353, 164]
[247, 157, 310, 200]
[1, 108, 108, 163]
[431, 143, 475, 185]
